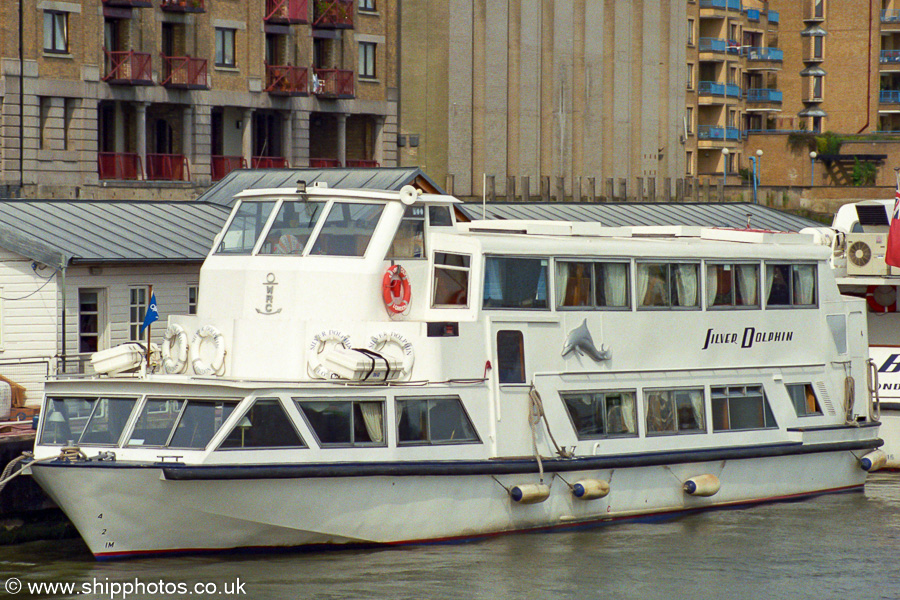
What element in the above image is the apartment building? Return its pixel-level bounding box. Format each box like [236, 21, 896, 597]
[0, 0, 397, 200]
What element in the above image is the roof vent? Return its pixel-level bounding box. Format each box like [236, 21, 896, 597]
[296, 180, 307, 193]
[313, 182, 329, 189]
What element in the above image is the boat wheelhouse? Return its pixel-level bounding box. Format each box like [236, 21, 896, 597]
[26, 184, 882, 559]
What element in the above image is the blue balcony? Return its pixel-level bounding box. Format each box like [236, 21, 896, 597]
[699, 38, 727, 53]
[699, 81, 726, 96]
[747, 88, 783, 102]
[698, 125, 741, 141]
[727, 0, 741, 11]
[726, 83, 742, 98]
[883, 9, 900, 22]
[746, 8, 760, 21]
[744, 47, 784, 61]
[880, 90, 900, 103]
[881, 50, 900, 63]
[699, 0, 726, 8]
[768, 10, 779, 23]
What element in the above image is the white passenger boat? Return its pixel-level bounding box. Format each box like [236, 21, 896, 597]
[25, 183, 882, 559]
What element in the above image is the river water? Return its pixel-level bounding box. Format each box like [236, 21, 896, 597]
[2, 473, 900, 600]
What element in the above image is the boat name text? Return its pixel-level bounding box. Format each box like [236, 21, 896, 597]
[701, 327, 794, 350]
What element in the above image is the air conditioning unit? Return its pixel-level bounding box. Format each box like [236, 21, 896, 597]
[846, 233, 890, 276]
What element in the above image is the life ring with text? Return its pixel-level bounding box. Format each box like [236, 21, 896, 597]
[382, 265, 411, 315]
[162, 323, 189, 374]
[191, 325, 226, 376]
[368, 331, 415, 379]
[307, 330, 351, 379]
[866, 285, 897, 314]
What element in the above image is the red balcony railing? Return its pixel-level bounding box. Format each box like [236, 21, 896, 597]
[309, 158, 342, 168]
[252, 157, 289, 169]
[160, 0, 205, 12]
[211, 156, 246, 181]
[160, 55, 208, 89]
[312, 69, 354, 98]
[103, 50, 153, 85]
[98, 153, 143, 180]
[146, 154, 189, 181]
[313, 0, 354, 28]
[266, 0, 308, 23]
[346, 159, 379, 168]
[265, 65, 308, 95]
[102, 0, 152, 8]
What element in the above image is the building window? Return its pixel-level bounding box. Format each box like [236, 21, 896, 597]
[812, 75, 823, 100]
[813, 36, 823, 60]
[813, 0, 824, 19]
[645, 388, 706, 434]
[39, 97, 51, 150]
[43, 11, 68, 54]
[686, 107, 693, 135]
[79, 290, 103, 353]
[711, 385, 777, 431]
[129, 286, 149, 341]
[359, 0, 376, 11]
[188, 286, 198, 315]
[561, 390, 638, 439]
[215, 28, 236, 67]
[686, 151, 693, 175]
[359, 42, 376, 79]
[687, 64, 694, 90]
[687, 19, 694, 46]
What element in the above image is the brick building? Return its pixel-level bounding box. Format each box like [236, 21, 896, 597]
[0, 0, 397, 200]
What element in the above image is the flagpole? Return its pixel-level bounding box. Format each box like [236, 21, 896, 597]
[145, 284, 153, 370]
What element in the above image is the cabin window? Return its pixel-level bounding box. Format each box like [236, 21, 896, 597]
[483, 257, 548, 309]
[127, 399, 184, 446]
[396, 396, 480, 445]
[258, 200, 326, 255]
[707, 263, 760, 309]
[561, 390, 637, 439]
[387, 205, 425, 259]
[126, 398, 237, 448]
[645, 388, 705, 435]
[429, 206, 453, 227]
[219, 398, 305, 449]
[711, 385, 777, 431]
[40, 396, 137, 446]
[787, 383, 822, 417]
[296, 399, 386, 446]
[496, 330, 525, 383]
[765, 263, 817, 308]
[216, 201, 276, 255]
[556, 261, 630, 309]
[636, 262, 700, 309]
[309, 202, 385, 257]
[432, 252, 470, 306]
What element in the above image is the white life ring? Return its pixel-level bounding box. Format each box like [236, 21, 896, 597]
[191, 325, 226, 376]
[162, 323, 189, 374]
[367, 331, 415, 379]
[307, 330, 351, 379]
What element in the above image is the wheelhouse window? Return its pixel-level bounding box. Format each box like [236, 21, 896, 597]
[258, 201, 326, 255]
[483, 256, 548, 309]
[43, 11, 68, 54]
[787, 383, 823, 417]
[309, 202, 385, 257]
[219, 398, 305, 449]
[40, 396, 137, 446]
[296, 399, 386, 446]
[711, 385, 777, 431]
[561, 390, 637, 439]
[636, 262, 700, 309]
[645, 388, 705, 434]
[765, 263, 817, 307]
[556, 261, 630, 309]
[216, 201, 276, 254]
[387, 205, 425, 259]
[432, 252, 470, 306]
[126, 398, 237, 448]
[496, 330, 525, 383]
[428, 206, 453, 227]
[396, 397, 479, 445]
[707, 263, 760, 309]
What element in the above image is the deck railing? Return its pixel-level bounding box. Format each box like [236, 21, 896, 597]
[312, 68, 354, 98]
[309, 158, 342, 168]
[251, 157, 289, 169]
[747, 89, 783, 102]
[698, 126, 741, 141]
[346, 159, 379, 168]
[103, 50, 153, 84]
[98, 153, 143, 180]
[744, 47, 784, 61]
[160, 55, 208, 89]
[146, 154, 189, 181]
[265, 65, 309, 95]
[880, 90, 900, 103]
[211, 156, 246, 181]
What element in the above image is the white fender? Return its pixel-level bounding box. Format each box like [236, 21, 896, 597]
[307, 330, 352, 379]
[162, 323, 189, 374]
[191, 325, 226, 376]
[367, 331, 415, 380]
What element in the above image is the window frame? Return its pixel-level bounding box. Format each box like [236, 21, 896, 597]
[395, 396, 481, 446]
[188, 285, 198, 315]
[706, 261, 761, 310]
[359, 0, 376, 11]
[215, 27, 237, 68]
[635, 261, 702, 311]
[295, 398, 387, 448]
[41, 395, 139, 447]
[43, 10, 69, 55]
[217, 397, 306, 450]
[482, 255, 550, 311]
[124, 396, 241, 449]
[560, 389, 639, 440]
[555, 259, 631, 311]
[496, 330, 526, 384]
[128, 286, 149, 341]
[786, 383, 823, 417]
[764, 262, 818, 309]
[358, 41, 376, 79]
[643, 387, 707, 436]
[711, 385, 778, 432]
[432, 251, 471, 308]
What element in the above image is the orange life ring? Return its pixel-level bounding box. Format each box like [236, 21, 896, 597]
[382, 265, 411, 314]
[866, 285, 897, 313]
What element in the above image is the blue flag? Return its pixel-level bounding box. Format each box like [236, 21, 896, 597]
[140, 293, 159, 335]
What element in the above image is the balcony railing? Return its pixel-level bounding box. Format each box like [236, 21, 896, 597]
[699, 0, 726, 8]
[726, 83, 741, 97]
[698, 125, 741, 141]
[883, 9, 900, 22]
[699, 81, 726, 95]
[313, 0, 354, 28]
[103, 50, 153, 85]
[727, 0, 741, 10]
[251, 157, 289, 169]
[101, 0, 152, 8]
[312, 68, 354, 98]
[699, 38, 727, 53]
[747, 88, 783, 102]
[146, 154, 189, 181]
[161, 55, 208, 89]
[880, 90, 900, 103]
[211, 156, 246, 181]
[265, 65, 308, 95]
[310, 158, 342, 168]
[266, 0, 308, 23]
[98, 153, 143, 180]
[768, 10, 779, 23]
[745, 8, 760, 21]
[744, 47, 784, 61]
[882, 50, 900, 63]
[346, 159, 379, 168]
[160, 0, 205, 12]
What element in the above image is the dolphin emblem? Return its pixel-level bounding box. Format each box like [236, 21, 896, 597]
[561, 319, 611, 361]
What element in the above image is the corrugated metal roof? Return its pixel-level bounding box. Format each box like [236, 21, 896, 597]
[196, 167, 444, 207]
[458, 202, 821, 232]
[0, 201, 230, 265]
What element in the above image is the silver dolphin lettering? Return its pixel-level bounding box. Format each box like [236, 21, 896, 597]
[561, 319, 611, 361]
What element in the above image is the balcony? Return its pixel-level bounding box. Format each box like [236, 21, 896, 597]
[101, 0, 152, 8]
[883, 9, 900, 23]
[698, 125, 741, 141]
[882, 50, 900, 67]
[211, 156, 246, 181]
[266, 0, 308, 23]
[313, 69, 354, 99]
[103, 50, 153, 85]
[747, 89, 783, 102]
[266, 65, 308, 95]
[699, 81, 726, 96]
[160, 55, 208, 89]
[252, 157, 289, 169]
[346, 159, 379, 167]
[880, 90, 900, 103]
[146, 154, 189, 181]
[726, 83, 741, 97]
[768, 11, 779, 24]
[744, 47, 784, 61]
[98, 153, 143, 180]
[699, 38, 727, 54]
[745, 8, 760, 21]
[313, 0, 354, 28]
[160, 0, 205, 12]
[310, 158, 342, 167]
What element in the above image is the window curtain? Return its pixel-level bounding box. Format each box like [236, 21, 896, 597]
[706, 265, 719, 306]
[555, 262, 570, 306]
[765, 264, 775, 304]
[620, 394, 636, 434]
[689, 390, 705, 429]
[736, 265, 759, 306]
[483, 258, 503, 303]
[637, 264, 650, 306]
[794, 265, 815, 305]
[603, 263, 628, 306]
[675, 264, 698, 306]
[359, 403, 384, 444]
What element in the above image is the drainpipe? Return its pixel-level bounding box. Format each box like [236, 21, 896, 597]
[857, 0, 874, 134]
[18, 0, 24, 193]
[59, 266, 66, 374]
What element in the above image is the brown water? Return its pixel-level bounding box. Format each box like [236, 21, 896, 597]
[2, 473, 900, 599]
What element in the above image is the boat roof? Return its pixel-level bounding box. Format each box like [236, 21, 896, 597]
[232, 187, 460, 204]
